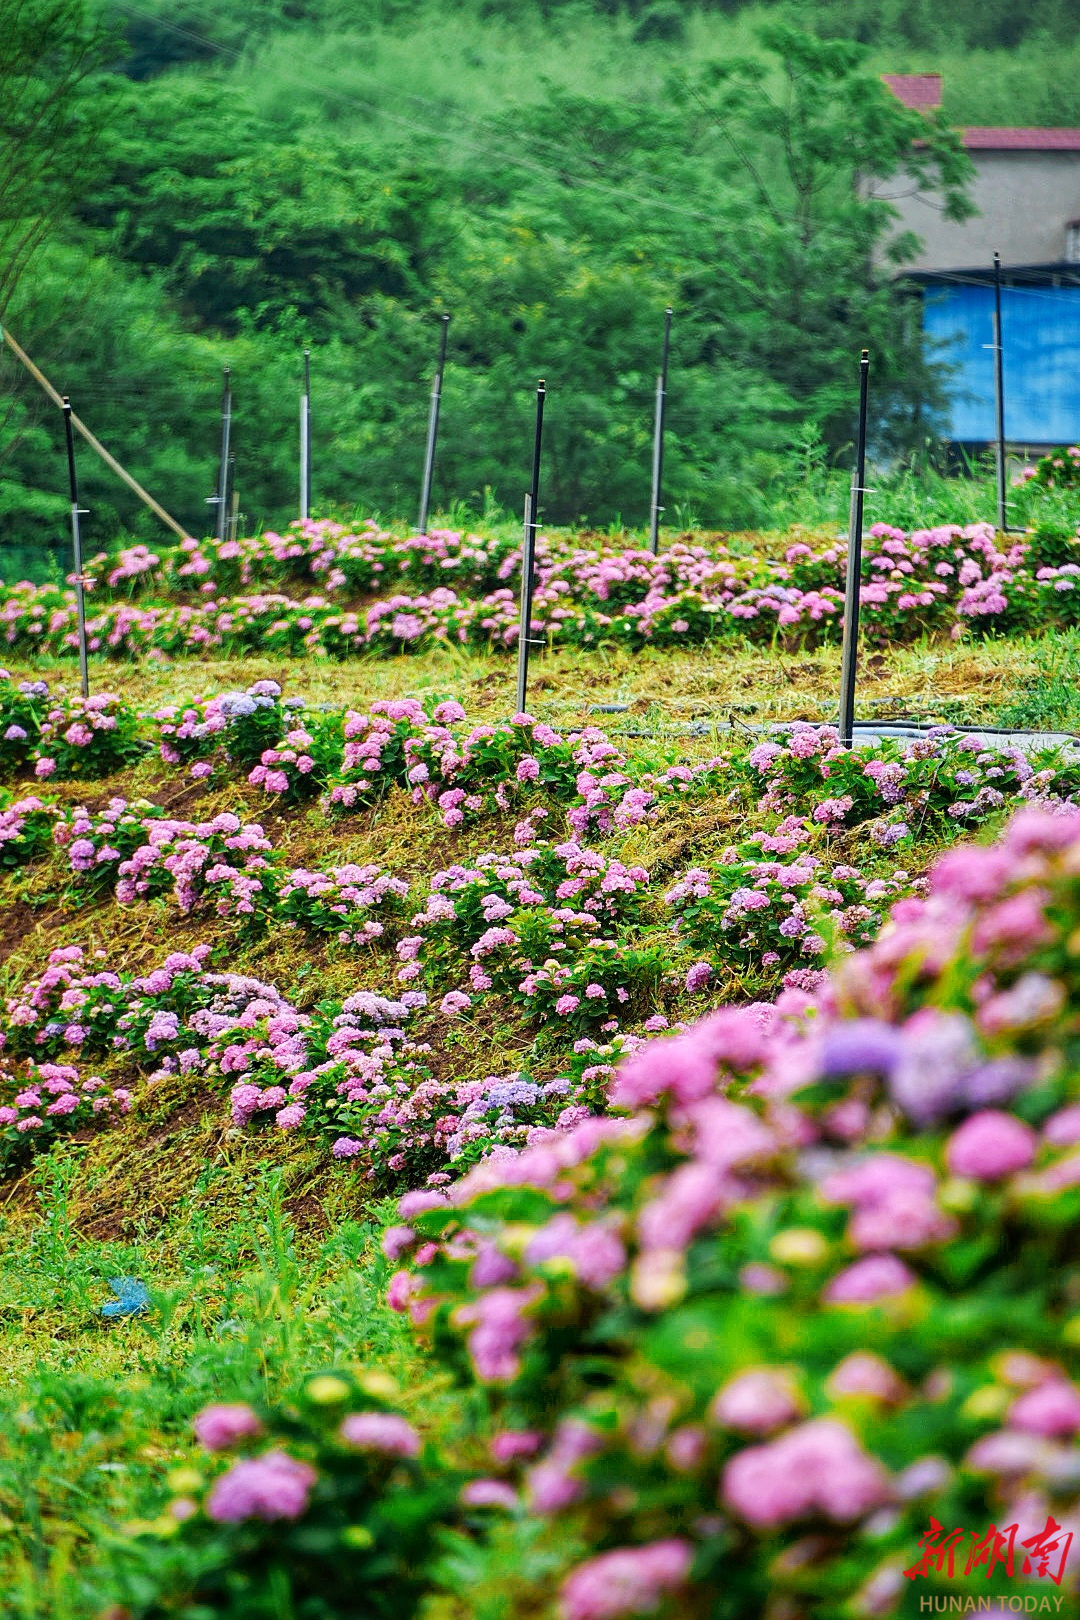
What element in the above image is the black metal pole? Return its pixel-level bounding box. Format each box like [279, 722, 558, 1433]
[227, 454, 238, 541]
[300, 348, 311, 521]
[515, 492, 534, 715]
[648, 306, 673, 555]
[515, 379, 546, 714]
[838, 350, 870, 749]
[216, 365, 231, 543]
[418, 313, 450, 535]
[993, 252, 1008, 533]
[62, 397, 90, 700]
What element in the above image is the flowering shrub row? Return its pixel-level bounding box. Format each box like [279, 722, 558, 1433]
[6, 518, 1080, 662]
[2, 688, 1076, 1017]
[91, 520, 524, 600]
[383, 805, 1080, 1613]
[1, 940, 634, 1187]
[7, 676, 1080, 864]
[741, 720, 1080, 847]
[121, 1372, 464, 1620]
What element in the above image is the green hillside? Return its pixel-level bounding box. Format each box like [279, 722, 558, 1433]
[2, 0, 1078, 552]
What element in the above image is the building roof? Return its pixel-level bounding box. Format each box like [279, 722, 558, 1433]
[882, 74, 942, 111]
[959, 127, 1080, 150]
[881, 76, 1080, 150]
[903, 261, 1080, 285]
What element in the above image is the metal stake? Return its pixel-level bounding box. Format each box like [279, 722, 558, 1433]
[418, 313, 450, 535]
[515, 379, 547, 714]
[515, 493, 535, 715]
[992, 252, 1008, 533]
[300, 347, 311, 521]
[62, 397, 90, 700]
[648, 306, 673, 555]
[215, 366, 232, 542]
[838, 350, 870, 749]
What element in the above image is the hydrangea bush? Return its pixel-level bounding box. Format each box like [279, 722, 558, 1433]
[0, 670, 46, 773]
[6, 516, 1080, 666]
[0, 1055, 130, 1170]
[119, 803, 1080, 1619]
[55, 802, 276, 921]
[277, 864, 411, 945]
[31, 692, 145, 781]
[740, 723, 1080, 846]
[396, 840, 660, 1036]
[0, 794, 59, 871]
[385, 805, 1080, 1615]
[121, 1373, 464, 1620]
[665, 848, 920, 983]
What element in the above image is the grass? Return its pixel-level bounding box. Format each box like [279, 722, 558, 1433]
[1, 523, 1080, 1612]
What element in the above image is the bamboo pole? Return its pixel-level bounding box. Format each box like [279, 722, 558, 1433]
[0, 323, 191, 541]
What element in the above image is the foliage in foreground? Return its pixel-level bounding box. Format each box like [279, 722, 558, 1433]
[104, 802, 1080, 1616]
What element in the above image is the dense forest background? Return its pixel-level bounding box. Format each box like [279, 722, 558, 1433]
[2, 0, 1079, 546]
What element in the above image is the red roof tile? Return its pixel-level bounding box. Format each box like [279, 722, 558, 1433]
[961, 128, 1080, 150]
[882, 73, 942, 111]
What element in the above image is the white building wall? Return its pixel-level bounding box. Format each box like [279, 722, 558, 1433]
[878, 150, 1080, 270]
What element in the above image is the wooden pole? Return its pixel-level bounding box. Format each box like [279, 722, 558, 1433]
[515, 379, 547, 713]
[515, 492, 534, 715]
[0, 324, 190, 541]
[214, 368, 232, 544]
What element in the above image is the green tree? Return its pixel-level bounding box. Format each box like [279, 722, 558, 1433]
[0, 0, 111, 314]
[675, 22, 975, 453]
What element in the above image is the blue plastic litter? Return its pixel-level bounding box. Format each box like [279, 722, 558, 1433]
[100, 1277, 151, 1318]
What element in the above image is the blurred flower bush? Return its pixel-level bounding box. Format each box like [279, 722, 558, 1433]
[118, 802, 1080, 1616]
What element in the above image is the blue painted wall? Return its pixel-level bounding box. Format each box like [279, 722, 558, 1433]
[921, 279, 1080, 444]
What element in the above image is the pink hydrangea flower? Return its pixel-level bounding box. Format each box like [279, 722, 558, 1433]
[194, 1403, 263, 1451]
[559, 1539, 693, 1620]
[823, 1254, 916, 1304]
[339, 1412, 420, 1457]
[1009, 1380, 1080, 1438]
[945, 1110, 1036, 1179]
[684, 961, 713, 993]
[205, 1450, 317, 1522]
[490, 1429, 542, 1463]
[461, 1478, 518, 1510]
[722, 1418, 889, 1528]
[710, 1368, 802, 1434]
[825, 1353, 905, 1404]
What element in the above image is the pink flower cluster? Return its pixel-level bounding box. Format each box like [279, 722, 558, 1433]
[55, 801, 275, 918]
[277, 863, 410, 944]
